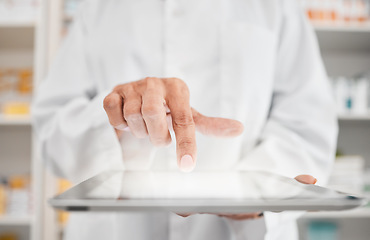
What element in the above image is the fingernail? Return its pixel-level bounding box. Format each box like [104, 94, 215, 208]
[180, 155, 195, 172]
[313, 178, 317, 184]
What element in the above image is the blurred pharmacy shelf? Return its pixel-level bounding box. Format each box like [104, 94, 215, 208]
[303, 207, 370, 219]
[315, 29, 370, 54]
[338, 114, 370, 121]
[313, 22, 370, 53]
[0, 114, 31, 126]
[0, 1, 43, 240]
[313, 22, 370, 32]
[0, 21, 35, 28]
[0, 216, 32, 226]
[296, 1, 370, 239]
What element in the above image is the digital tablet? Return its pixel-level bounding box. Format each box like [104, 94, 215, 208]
[49, 170, 366, 213]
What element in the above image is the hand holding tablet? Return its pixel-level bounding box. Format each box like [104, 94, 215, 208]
[178, 174, 318, 220]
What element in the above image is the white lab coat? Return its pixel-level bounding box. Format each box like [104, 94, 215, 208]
[32, 0, 338, 239]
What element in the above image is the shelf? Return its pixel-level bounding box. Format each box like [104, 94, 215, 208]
[0, 20, 35, 28]
[313, 22, 370, 32]
[0, 114, 31, 126]
[303, 207, 370, 219]
[338, 114, 370, 121]
[0, 216, 32, 226]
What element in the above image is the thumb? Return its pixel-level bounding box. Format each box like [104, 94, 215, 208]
[294, 175, 317, 185]
[192, 108, 244, 137]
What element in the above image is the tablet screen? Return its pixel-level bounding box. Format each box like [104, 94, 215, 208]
[58, 171, 346, 201]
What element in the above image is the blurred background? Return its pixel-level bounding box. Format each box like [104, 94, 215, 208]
[0, 0, 370, 239]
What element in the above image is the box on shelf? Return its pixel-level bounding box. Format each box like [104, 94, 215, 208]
[331, 74, 370, 116]
[7, 175, 31, 217]
[308, 221, 338, 240]
[0, 175, 32, 218]
[301, 0, 370, 24]
[0, 233, 18, 240]
[328, 155, 365, 195]
[0, 179, 6, 216]
[0, 68, 32, 116]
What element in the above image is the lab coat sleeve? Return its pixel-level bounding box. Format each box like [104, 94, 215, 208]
[32, 10, 123, 184]
[232, 2, 338, 240]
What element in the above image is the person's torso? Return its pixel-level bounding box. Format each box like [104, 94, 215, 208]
[64, 1, 299, 240]
[81, 0, 282, 171]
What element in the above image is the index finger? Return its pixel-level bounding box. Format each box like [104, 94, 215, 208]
[165, 80, 196, 172]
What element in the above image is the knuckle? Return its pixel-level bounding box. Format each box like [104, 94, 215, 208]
[142, 104, 163, 119]
[144, 77, 163, 90]
[144, 76, 156, 82]
[113, 84, 135, 98]
[135, 80, 146, 90]
[168, 79, 189, 95]
[178, 137, 194, 149]
[113, 83, 128, 93]
[165, 78, 186, 87]
[173, 114, 194, 128]
[112, 85, 122, 92]
[172, 77, 185, 85]
[144, 77, 160, 85]
[103, 94, 120, 110]
[124, 104, 142, 120]
[125, 112, 143, 122]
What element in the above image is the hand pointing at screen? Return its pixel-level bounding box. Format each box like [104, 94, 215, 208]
[104, 77, 244, 172]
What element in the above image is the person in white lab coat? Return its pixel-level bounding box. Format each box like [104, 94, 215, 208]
[32, 0, 338, 239]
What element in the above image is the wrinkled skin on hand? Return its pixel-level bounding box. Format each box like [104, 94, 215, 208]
[106, 77, 244, 172]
